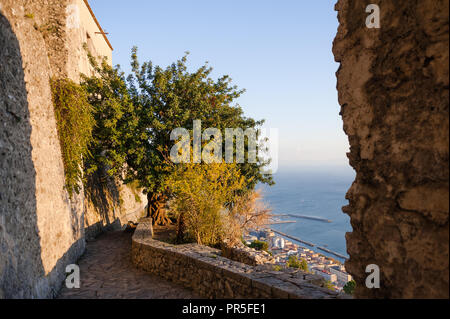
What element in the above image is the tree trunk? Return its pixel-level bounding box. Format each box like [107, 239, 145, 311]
[176, 212, 186, 244]
[147, 192, 171, 226]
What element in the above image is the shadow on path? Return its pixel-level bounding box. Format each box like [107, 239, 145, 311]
[57, 231, 201, 299]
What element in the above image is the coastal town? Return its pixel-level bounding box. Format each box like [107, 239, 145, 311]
[243, 229, 353, 292]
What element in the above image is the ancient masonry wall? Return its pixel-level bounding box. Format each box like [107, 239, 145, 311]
[0, 0, 145, 298]
[132, 220, 349, 299]
[333, 0, 449, 298]
[221, 243, 276, 266]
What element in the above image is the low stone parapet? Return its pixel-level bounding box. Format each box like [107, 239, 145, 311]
[221, 244, 275, 266]
[131, 221, 349, 299]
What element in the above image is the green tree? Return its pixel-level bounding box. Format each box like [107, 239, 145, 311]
[249, 240, 269, 252]
[299, 258, 309, 272]
[286, 255, 299, 268]
[323, 281, 335, 291]
[343, 280, 356, 295]
[286, 255, 309, 272]
[81, 56, 138, 179]
[126, 48, 273, 225]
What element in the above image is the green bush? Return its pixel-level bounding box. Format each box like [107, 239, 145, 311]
[287, 255, 300, 268]
[249, 240, 269, 252]
[286, 255, 309, 272]
[273, 265, 282, 271]
[323, 280, 335, 291]
[343, 280, 356, 295]
[51, 78, 94, 197]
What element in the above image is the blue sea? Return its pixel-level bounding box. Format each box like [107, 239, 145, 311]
[258, 166, 355, 261]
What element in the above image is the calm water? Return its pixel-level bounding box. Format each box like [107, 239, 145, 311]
[258, 166, 355, 260]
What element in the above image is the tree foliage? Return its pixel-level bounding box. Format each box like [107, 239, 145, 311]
[249, 240, 270, 252]
[323, 281, 335, 291]
[51, 47, 274, 248]
[287, 255, 309, 272]
[125, 48, 273, 225]
[81, 56, 138, 179]
[166, 161, 245, 246]
[343, 280, 356, 295]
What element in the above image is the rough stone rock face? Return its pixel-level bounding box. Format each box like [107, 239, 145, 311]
[0, 0, 145, 298]
[0, 0, 85, 298]
[0, 7, 42, 299]
[333, 0, 449, 298]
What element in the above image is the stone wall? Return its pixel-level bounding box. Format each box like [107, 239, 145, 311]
[221, 244, 276, 266]
[132, 220, 348, 299]
[0, 0, 85, 298]
[333, 0, 449, 298]
[0, 0, 145, 298]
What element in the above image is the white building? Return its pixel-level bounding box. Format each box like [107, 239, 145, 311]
[315, 269, 338, 283]
[309, 263, 324, 271]
[287, 250, 297, 256]
[65, 0, 114, 80]
[272, 237, 285, 249]
[330, 266, 353, 284]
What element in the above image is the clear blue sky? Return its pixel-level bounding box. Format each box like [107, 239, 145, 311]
[89, 0, 350, 171]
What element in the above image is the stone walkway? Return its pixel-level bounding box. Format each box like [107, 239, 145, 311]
[57, 231, 200, 299]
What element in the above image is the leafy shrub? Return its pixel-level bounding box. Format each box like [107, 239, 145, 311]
[167, 161, 245, 246]
[343, 280, 356, 295]
[51, 78, 94, 197]
[273, 265, 283, 271]
[323, 280, 335, 291]
[125, 49, 274, 226]
[286, 255, 301, 268]
[286, 255, 309, 272]
[249, 240, 269, 252]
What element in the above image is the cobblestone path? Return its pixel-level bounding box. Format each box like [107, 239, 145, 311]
[57, 231, 200, 299]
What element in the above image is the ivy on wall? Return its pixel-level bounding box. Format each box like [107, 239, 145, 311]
[51, 78, 94, 197]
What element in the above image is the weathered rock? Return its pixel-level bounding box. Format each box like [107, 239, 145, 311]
[0, 0, 146, 298]
[221, 243, 275, 266]
[0, 0, 86, 299]
[333, 0, 449, 298]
